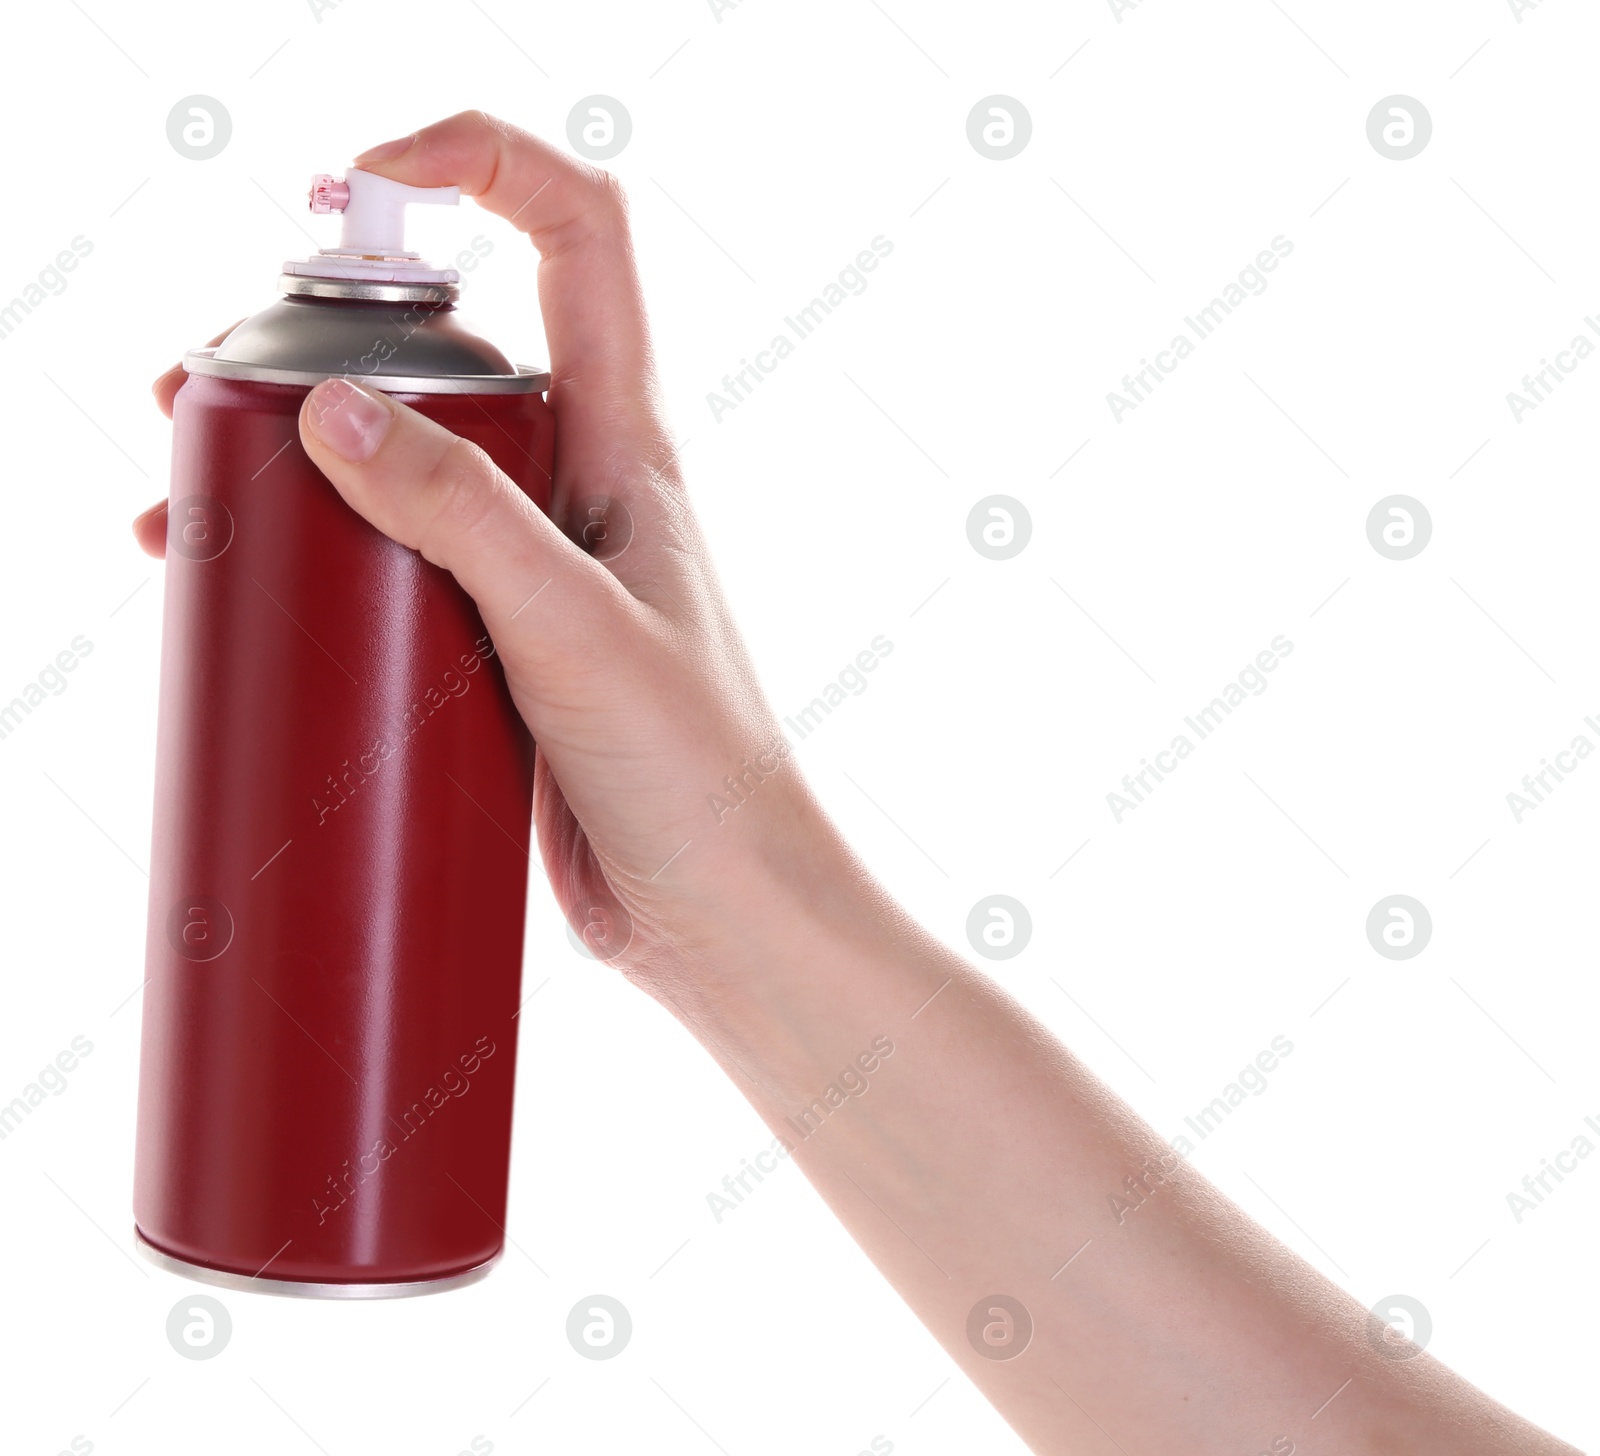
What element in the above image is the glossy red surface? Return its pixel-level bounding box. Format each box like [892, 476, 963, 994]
[134, 373, 553, 1285]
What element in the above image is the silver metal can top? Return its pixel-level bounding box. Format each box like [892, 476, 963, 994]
[185, 281, 549, 396]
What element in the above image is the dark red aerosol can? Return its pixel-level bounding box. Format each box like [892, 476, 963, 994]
[134, 169, 552, 1295]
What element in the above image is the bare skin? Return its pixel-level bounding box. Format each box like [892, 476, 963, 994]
[134, 112, 1578, 1456]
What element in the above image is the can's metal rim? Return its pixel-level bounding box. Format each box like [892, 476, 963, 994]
[134, 1228, 499, 1299]
[280, 274, 458, 305]
[183, 347, 551, 395]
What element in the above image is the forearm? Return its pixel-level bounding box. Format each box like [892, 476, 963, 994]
[651, 818, 1576, 1456]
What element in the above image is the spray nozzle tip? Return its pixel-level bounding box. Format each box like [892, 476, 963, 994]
[309, 175, 350, 214]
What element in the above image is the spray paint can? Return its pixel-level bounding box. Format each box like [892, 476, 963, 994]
[133, 169, 553, 1296]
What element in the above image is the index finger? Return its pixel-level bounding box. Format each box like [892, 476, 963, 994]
[351, 111, 673, 496]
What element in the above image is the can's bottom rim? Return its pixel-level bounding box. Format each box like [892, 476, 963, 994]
[134, 1228, 499, 1300]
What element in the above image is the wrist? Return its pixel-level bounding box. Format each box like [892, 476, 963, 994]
[637, 777, 944, 1103]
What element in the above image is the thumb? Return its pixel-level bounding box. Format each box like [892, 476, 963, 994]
[298, 377, 630, 672]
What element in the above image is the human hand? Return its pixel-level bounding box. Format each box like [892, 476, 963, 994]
[135, 110, 844, 1000]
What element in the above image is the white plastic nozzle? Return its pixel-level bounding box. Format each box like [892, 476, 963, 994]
[309, 169, 460, 255]
[295, 169, 463, 287]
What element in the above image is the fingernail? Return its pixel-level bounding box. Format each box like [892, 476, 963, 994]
[305, 380, 392, 462]
[352, 134, 415, 166]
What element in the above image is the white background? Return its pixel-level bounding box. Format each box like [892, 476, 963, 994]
[1, 1, 1596, 1453]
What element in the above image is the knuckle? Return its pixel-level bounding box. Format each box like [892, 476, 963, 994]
[544, 163, 632, 259]
[456, 107, 507, 137]
[597, 168, 630, 219]
[571, 164, 630, 230]
[417, 437, 502, 559]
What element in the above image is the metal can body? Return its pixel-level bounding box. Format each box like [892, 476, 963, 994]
[134, 362, 553, 1293]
